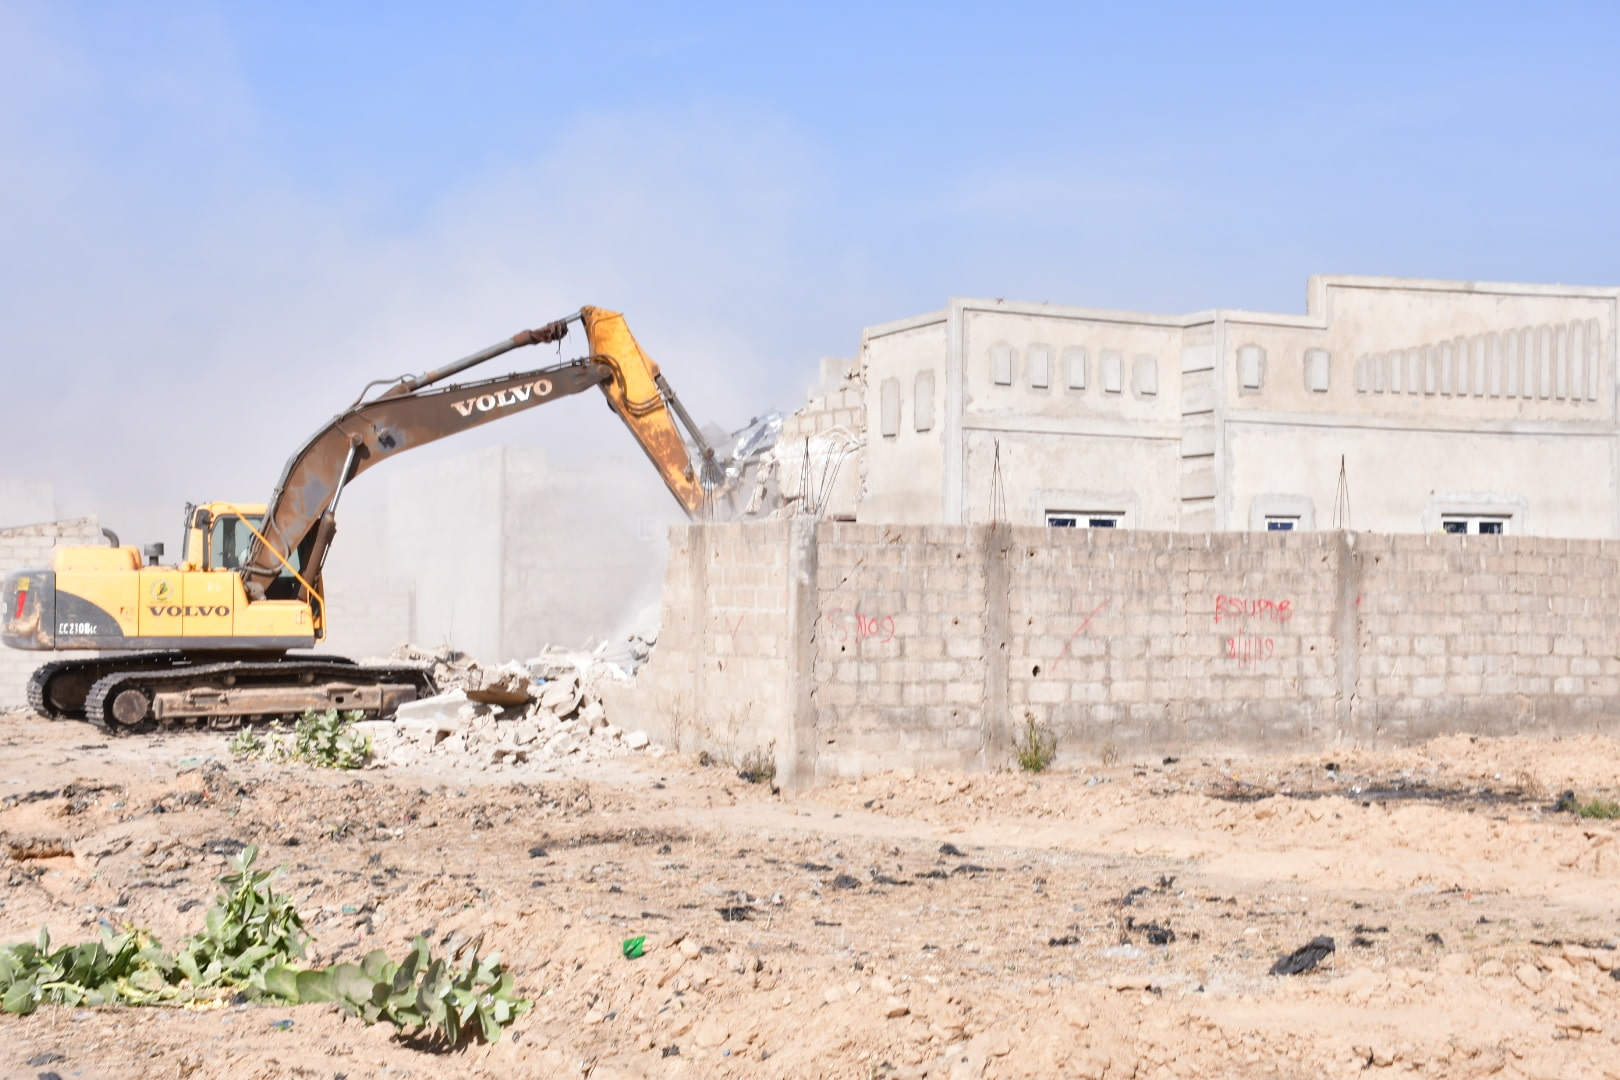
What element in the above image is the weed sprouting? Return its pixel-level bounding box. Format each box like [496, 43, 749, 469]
[230, 708, 370, 769]
[1576, 797, 1620, 820]
[1014, 711, 1057, 774]
[736, 748, 777, 785]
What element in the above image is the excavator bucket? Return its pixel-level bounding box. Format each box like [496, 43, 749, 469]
[581, 306, 710, 516]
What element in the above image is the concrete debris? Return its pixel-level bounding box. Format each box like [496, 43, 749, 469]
[387, 644, 481, 693]
[369, 622, 664, 770]
[463, 661, 535, 706]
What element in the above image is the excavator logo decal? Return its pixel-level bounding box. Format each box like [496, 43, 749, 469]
[149, 580, 174, 602]
[449, 378, 553, 418]
[147, 605, 230, 618]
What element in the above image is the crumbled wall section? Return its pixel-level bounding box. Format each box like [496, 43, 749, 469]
[634, 523, 1620, 787]
[775, 365, 865, 521]
[0, 517, 108, 706]
[618, 521, 798, 762]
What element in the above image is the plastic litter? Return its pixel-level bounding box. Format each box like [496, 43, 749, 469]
[1270, 935, 1336, 975]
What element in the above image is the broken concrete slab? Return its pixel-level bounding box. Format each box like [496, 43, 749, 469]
[465, 661, 536, 707]
[395, 689, 470, 723]
[536, 677, 581, 716]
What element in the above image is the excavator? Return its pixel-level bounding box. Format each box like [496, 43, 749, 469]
[2, 306, 722, 733]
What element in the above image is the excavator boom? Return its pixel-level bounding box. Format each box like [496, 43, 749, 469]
[242, 306, 715, 598]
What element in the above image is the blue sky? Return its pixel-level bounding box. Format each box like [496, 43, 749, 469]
[3, 2, 1619, 540]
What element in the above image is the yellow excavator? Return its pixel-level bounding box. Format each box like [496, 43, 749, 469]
[2, 307, 721, 732]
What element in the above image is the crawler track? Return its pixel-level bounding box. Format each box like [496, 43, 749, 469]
[27, 654, 435, 733]
[29, 652, 198, 719]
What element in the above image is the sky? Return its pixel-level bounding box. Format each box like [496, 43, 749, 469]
[3, 1, 1620, 546]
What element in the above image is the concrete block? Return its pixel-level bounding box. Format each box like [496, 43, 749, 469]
[1411, 676, 1445, 697]
[1026, 679, 1068, 705]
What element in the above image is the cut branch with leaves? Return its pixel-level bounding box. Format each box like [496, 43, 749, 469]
[0, 846, 529, 1046]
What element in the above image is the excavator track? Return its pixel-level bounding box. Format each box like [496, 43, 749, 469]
[79, 659, 436, 734]
[28, 652, 195, 719]
[25, 652, 364, 720]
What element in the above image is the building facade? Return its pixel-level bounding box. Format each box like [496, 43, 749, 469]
[853, 275, 1620, 538]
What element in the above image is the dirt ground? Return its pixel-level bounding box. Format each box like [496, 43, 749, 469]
[2, 711, 1618, 1080]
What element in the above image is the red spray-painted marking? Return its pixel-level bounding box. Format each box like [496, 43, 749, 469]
[1213, 595, 1293, 624]
[1058, 598, 1114, 660]
[1225, 635, 1275, 668]
[826, 609, 897, 644]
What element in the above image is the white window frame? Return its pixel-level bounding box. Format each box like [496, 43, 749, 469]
[1440, 515, 1509, 536]
[1046, 510, 1125, 529]
[1248, 495, 1315, 532]
[1422, 492, 1527, 536]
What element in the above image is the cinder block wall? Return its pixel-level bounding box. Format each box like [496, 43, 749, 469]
[0, 517, 109, 706]
[627, 523, 1620, 787]
[614, 521, 800, 759]
[813, 524, 990, 776]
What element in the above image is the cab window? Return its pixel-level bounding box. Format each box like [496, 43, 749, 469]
[210, 515, 256, 570]
[210, 515, 302, 573]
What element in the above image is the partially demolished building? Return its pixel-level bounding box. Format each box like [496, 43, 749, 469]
[832, 274, 1620, 536]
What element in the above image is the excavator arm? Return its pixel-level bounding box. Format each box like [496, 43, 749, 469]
[240, 306, 719, 600]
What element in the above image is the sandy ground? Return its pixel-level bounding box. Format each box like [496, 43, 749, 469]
[1, 712, 1618, 1079]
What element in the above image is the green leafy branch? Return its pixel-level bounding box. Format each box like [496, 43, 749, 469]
[0, 846, 528, 1047]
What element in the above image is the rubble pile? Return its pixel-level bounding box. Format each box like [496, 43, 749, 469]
[360, 614, 661, 770]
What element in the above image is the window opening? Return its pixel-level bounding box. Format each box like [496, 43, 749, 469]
[1441, 515, 1507, 536]
[1047, 511, 1122, 529]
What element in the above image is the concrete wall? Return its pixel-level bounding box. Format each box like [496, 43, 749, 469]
[860, 313, 949, 523]
[384, 448, 506, 659]
[626, 522, 1620, 787]
[497, 449, 682, 659]
[0, 517, 110, 706]
[319, 497, 416, 661]
[615, 521, 801, 762]
[323, 446, 683, 663]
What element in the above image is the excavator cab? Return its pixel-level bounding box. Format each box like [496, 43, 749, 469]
[180, 502, 266, 571]
[180, 502, 312, 604]
[205, 511, 259, 571]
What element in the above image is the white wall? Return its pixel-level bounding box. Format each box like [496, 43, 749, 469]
[860, 313, 949, 523]
[850, 276, 1620, 540]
